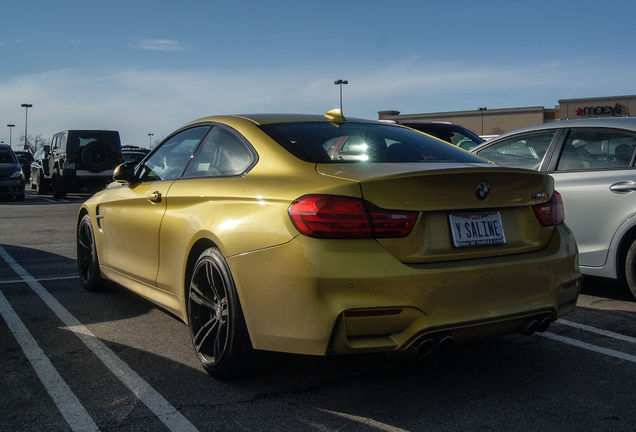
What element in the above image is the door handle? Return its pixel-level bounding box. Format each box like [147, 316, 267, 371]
[148, 191, 162, 203]
[610, 181, 636, 194]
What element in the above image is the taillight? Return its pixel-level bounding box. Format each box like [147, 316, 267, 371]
[532, 191, 564, 227]
[65, 153, 73, 163]
[288, 195, 417, 239]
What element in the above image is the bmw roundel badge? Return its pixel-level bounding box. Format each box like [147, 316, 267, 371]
[476, 182, 490, 199]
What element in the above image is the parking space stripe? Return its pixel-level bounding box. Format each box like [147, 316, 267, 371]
[318, 409, 410, 432]
[540, 332, 636, 364]
[0, 247, 199, 432]
[0, 290, 99, 432]
[0, 275, 79, 285]
[558, 319, 636, 345]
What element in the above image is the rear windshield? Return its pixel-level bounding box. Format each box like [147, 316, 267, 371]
[68, 131, 120, 150]
[259, 122, 484, 163]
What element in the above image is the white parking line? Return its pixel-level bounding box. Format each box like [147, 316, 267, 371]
[0, 275, 79, 285]
[0, 290, 99, 432]
[558, 319, 636, 344]
[540, 332, 636, 364]
[0, 247, 199, 432]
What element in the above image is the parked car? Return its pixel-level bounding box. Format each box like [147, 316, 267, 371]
[398, 121, 485, 151]
[472, 117, 636, 298]
[31, 130, 123, 199]
[0, 144, 25, 201]
[13, 150, 34, 181]
[30, 148, 50, 194]
[121, 145, 150, 165]
[77, 110, 581, 379]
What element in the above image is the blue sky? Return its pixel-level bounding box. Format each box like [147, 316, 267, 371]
[1, 0, 634, 148]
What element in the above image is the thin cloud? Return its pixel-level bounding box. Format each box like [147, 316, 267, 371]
[0, 58, 630, 147]
[128, 39, 188, 52]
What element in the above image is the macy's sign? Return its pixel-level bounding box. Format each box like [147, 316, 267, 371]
[575, 103, 623, 116]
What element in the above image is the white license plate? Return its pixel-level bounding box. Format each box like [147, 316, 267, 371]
[449, 211, 506, 248]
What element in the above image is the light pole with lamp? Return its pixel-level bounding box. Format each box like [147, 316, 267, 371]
[21, 104, 33, 151]
[478, 107, 487, 135]
[148, 133, 154, 148]
[7, 124, 15, 149]
[334, 80, 348, 112]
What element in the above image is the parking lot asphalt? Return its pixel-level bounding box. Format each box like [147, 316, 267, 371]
[1, 189, 636, 431]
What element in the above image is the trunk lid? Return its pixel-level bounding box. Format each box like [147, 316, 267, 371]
[317, 163, 556, 263]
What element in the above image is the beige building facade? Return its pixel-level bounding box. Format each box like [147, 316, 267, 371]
[378, 94, 636, 137]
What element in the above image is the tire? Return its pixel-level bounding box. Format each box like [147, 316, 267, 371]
[625, 240, 636, 299]
[51, 174, 68, 199]
[77, 214, 107, 291]
[35, 170, 50, 195]
[81, 141, 114, 173]
[188, 247, 265, 379]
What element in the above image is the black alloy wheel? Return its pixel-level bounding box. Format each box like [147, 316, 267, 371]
[625, 240, 636, 299]
[188, 248, 261, 379]
[77, 214, 105, 291]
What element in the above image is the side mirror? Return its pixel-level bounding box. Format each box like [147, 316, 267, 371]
[43, 145, 51, 153]
[113, 163, 137, 184]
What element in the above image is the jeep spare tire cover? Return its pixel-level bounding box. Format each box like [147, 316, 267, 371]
[81, 141, 115, 173]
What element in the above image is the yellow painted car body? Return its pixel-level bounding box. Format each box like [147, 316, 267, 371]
[77, 111, 581, 378]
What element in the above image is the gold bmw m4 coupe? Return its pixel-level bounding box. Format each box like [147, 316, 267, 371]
[77, 110, 581, 379]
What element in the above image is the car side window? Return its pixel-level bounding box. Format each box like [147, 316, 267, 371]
[139, 126, 210, 181]
[556, 129, 636, 171]
[59, 134, 67, 151]
[476, 131, 556, 171]
[182, 127, 255, 178]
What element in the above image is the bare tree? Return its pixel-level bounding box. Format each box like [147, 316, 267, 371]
[19, 133, 51, 154]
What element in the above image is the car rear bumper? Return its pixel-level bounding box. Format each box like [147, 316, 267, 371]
[228, 223, 581, 356]
[59, 169, 115, 180]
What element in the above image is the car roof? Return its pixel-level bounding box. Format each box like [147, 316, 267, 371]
[491, 117, 636, 140]
[185, 112, 382, 127]
[399, 121, 464, 129]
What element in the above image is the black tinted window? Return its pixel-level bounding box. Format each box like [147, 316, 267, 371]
[259, 123, 483, 164]
[67, 131, 119, 150]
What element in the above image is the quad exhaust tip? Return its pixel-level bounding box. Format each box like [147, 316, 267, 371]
[517, 315, 552, 336]
[409, 333, 454, 357]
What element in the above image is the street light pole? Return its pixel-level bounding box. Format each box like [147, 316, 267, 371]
[148, 133, 154, 148]
[478, 107, 487, 135]
[334, 80, 348, 112]
[21, 103, 33, 150]
[7, 124, 15, 149]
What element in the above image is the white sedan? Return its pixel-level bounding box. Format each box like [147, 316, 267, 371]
[473, 117, 636, 298]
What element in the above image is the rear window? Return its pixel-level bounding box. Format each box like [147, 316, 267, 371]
[68, 131, 121, 151]
[259, 122, 484, 164]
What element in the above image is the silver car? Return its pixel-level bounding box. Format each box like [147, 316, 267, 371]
[472, 117, 636, 298]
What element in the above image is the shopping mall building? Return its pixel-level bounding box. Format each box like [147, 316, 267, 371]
[378, 94, 636, 138]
